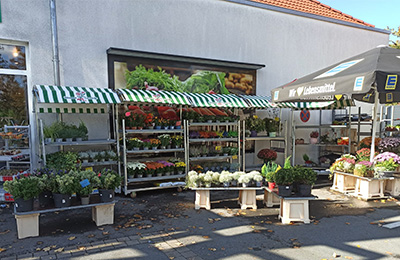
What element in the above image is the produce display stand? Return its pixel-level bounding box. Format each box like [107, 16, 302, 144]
[13, 201, 115, 239]
[183, 92, 247, 172]
[117, 89, 190, 197]
[33, 85, 121, 174]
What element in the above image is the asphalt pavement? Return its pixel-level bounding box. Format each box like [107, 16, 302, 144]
[0, 182, 399, 260]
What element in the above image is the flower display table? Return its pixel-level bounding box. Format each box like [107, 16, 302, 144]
[13, 201, 115, 239]
[190, 187, 264, 210]
[264, 187, 315, 224]
[331, 171, 357, 193]
[332, 171, 396, 200]
[263, 187, 280, 207]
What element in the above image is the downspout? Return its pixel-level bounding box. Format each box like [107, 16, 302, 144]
[50, 0, 60, 85]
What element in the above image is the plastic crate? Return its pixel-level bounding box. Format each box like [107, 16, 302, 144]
[5, 193, 14, 202]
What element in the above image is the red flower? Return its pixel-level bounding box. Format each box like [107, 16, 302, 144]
[257, 149, 277, 161]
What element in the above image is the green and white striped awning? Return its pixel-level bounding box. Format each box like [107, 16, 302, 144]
[240, 95, 277, 109]
[34, 85, 121, 104]
[286, 100, 354, 110]
[241, 95, 353, 110]
[118, 89, 191, 105]
[184, 93, 249, 108]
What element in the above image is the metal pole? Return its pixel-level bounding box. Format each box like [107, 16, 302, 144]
[370, 88, 379, 162]
[49, 0, 61, 85]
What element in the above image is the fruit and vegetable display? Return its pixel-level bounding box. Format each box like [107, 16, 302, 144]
[125, 65, 254, 95]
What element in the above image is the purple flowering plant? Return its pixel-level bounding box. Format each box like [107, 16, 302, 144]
[378, 138, 400, 153]
[374, 152, 400, 171]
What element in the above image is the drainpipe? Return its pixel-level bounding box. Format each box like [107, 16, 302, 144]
[49, 0, 60, 85]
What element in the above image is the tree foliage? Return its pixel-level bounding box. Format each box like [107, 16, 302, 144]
[388, 26, 400, 49]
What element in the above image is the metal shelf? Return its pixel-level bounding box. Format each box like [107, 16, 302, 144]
[45, 139, 116, 146]
[125, 129, 183, 134]
[80, 161, 118, 167]
[127, 174, 186, 183]
[295, 143, 349, 147]
[189, 155, 234, 161]
[295, 124, 349, 129]
[189, 138, 237, 143]
[126, 148, 184, 154]
[188, 121, 238, 127]
[245, 136, 285, 141]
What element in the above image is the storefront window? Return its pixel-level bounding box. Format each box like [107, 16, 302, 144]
[0, 44, 26, 70]
[108, 49, 260, 95]
[0, 74, 27, 125]
[0, 42, 28, 126]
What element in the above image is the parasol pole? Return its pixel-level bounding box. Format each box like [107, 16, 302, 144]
[370, 86, 379, 162]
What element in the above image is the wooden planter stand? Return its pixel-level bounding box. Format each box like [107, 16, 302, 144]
[332, 171, 397, 200]
[14, 202, 115, 239]
[331, 171, 357, 193]
[265, 187, 315, 224]
[191, 187, 263, 210]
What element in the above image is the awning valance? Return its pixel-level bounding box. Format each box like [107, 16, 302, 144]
[240, 95, 277, 109]
[118, 89, 191, 105]
[184, 93, 249, 108]
[34, 85, 121, 104]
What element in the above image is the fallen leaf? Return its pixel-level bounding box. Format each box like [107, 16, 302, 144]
[169, 257, 175, 260]
[267, 230, 274, 233]
[98, 227, 104, 231]
[43, 247, 51, 252]
[344, 256, 353, 259]
[253, 230, 261, 233]
[202, 236, 210, 239]
[290, 238, 297, 241]
[265, 221, 272, 224]
[102, 231, 110, 235]
[51, 245, 56, 249]
[345, 222, 350, 225]
[87, 234, 95, 238]
[36, 248, 42, 251]
[37, 241, 43, 245]
[356, 245, 361, 248]
[68, 236, 76, 241]
[54, 248, 64, 253]
[0, 248, 6, 253]
[78, 246, 86, 250]
[0, 230, 10, 235]
[251, 226, 255, 229]
[386, 252, 393, 255]
[381, 200, 386, 203]
[250, 209, 256, 212]
[208, 248, 216, 251]
[240, 212, 247, 215]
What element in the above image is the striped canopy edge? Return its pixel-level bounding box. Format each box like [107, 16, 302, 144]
[184, 93, 249, 108]
[38, 104, 107, 114]
[34, 85, 121, 104]
[118, 89, 191, 105]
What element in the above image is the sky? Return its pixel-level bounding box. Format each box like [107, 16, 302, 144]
[321, 0, 399, 42]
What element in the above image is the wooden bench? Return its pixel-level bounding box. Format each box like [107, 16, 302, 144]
[14, 201, 115, 239]
[191, 187, 264, 210]
[264, 187, 315, 224]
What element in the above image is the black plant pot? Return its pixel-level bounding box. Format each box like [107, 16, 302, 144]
[15, 198, 34, 212]
[53, 193, 71, 208]
[278, 185, 293, 197]
[297, 184, 312, 197]
[39, 191, 53, 208]
[99, 189, 114, 203]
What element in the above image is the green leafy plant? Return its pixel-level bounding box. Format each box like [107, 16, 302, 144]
[265, 117, 280, 132]
[261, 161, 281, 182]
[3, 176, 40, 200]
[99, 169, 122, 190]
[125, 65, 184, 92]
[245, 115, 265, 132]
[274, 168, 295, 185]
[46, 151, 78, 171]
[293, 166, 317, 185]
[73, 170, 101, 197]
[53, 173, 80, 195]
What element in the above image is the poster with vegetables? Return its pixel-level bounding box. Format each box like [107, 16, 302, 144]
[125, 65, 255, 95]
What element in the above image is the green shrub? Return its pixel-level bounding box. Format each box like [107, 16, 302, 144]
[46, 151, 78, 171]
[274, 168, 295, 185]
[3, 176, 40, 200]
[293, 166, 318, 185]
[99, 169, 122, 190]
